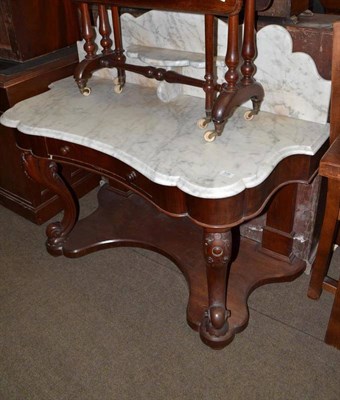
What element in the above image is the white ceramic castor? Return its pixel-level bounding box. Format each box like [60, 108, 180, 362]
[113, 77, 123, 94]
[197, 118, 210, 129]
[244, 110, 255, 121]
[204, 130, 217, 142]
[114, 84, 123, 94]
[81, 87, 91, 96]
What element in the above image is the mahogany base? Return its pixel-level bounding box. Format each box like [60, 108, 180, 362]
[59, 184, 305, 348]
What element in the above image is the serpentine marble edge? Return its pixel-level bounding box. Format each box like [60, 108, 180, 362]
[0, 77, 329, 199]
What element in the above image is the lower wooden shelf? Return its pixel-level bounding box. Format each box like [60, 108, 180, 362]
[61, 184, 305, 347]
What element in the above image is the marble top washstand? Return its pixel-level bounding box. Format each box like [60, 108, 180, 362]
[0, 6, 332, 348]
[0, 76, 330, 200]
[0, 75, 331, 349]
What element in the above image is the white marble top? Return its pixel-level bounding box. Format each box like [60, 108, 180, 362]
[0, 77, 329, 199]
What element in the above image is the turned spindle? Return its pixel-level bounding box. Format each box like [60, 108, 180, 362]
[241, 0, 256, 85]
[225, 13, 240, 91]
[204, 14, 216, 121]
[98, 4, 113, 55]
[111, 6, 126, 86]
[111, 6, 124, 61]
[79, 2, 96, 59]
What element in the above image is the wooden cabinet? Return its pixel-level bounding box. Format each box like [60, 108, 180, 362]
[321, 0, 340, 14]
[0, 1, 99, 224]
[0, 0, 79, 61]
[259, 0, 310, 17]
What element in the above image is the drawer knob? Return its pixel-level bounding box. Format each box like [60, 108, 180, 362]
[126, 171, 137, 182]
[60, 145, 70, 155]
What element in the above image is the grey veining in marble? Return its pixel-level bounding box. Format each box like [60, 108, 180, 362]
[0, 77, 329, 199]
[77, 11, 331, 123]
[126, 45, 225, 68]
[249, 25, 331, 124]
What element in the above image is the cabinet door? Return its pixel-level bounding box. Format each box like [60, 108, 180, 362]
[0, 0, 18, 60]
[0, 0, 80, 61]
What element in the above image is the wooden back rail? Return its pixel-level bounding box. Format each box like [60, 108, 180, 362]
[73, 0, 270, 141]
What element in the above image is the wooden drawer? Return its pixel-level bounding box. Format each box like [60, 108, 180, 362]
[46, 138, 156, 199]
[46, 137, 186, 214]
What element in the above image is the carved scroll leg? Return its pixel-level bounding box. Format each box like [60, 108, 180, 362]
[200, 229, 235, 349]
[22, 152, 78, 256]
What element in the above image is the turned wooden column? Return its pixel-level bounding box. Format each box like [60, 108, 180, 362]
[225, 13, 240, 92]
[203, 14, 216, 124]
[241, 0, 256, 86]
[111, 5, 126, 90]
[98, 4, 113, 55]
[74, 2, 97, 93]
[80, 2, 96, 60]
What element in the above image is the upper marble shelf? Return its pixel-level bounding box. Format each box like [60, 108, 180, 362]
[0, 77, 329, 199]
[126, 45, 225, 68]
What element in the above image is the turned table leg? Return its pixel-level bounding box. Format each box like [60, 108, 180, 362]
[200, 229, 234, 348]
[22, 152, 78, 256]
[111, 5, 126, 93]
[206, 0, 264, 142]
[74, 2, 97, 95]
[198, 14, 216, 129]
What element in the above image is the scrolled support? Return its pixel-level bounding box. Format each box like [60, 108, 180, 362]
[22, 152, 78, 256]
[200, 229, 234, 348]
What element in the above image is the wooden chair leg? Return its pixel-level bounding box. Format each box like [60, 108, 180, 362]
[308, 180, 340, 299]
[325, 278, 340, 349]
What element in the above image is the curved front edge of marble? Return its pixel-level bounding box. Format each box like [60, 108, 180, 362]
[0, 77, 330, 200]
[0, 113, 20, 129]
